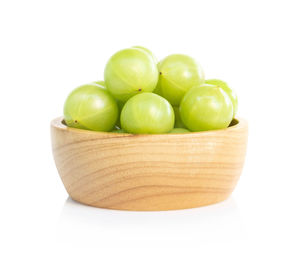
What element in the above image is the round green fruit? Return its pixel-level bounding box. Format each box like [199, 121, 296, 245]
[64, 85, 118, 131]
[157, 54, 205, 106]
[90, 80, 124, 128]
[104, 48, 159, 102]
[169, 128, 190, 133]
[205, 79, 238, 117]
[180, 84, 233, 131]
[120, 93, 174, 134]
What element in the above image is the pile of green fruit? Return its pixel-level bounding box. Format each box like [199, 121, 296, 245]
[63, 46, 238, 134]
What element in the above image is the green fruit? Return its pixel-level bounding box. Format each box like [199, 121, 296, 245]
[173, 106, 186, 128]
[132, 46, 157, 63]
[157, 54, 205, 106]
[180, 84, 233, 131]
[169, 128, 190, 133]
[104, 48, 159, 102]
[91, 80, 124, 127]
[64, 85, 118, 131]
[121, 93, 174, 134]
[205, 79, 238, 117]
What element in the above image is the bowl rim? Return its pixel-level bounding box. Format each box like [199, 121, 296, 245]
[51, 116, 247, 137]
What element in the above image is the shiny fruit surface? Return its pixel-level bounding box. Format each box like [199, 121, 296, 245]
[157, 54, 205, 106]
[120, 93, 174, 134]
[205, 79, 238, 117]
[64, 85, 118, 131]
[104, 48, 159, 102]
[180, 84, 233, 131]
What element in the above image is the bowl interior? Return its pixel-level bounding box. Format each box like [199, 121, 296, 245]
[60, 118, 240, 133]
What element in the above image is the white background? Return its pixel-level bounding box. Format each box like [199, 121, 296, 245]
[1, 0, 300, 256]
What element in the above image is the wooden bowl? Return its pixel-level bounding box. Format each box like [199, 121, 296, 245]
[51, 117, 248, 211]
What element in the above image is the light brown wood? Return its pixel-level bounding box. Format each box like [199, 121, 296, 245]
[51, 117, 248, 211]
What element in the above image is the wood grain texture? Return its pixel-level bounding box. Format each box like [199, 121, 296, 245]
[51, 117, 248, 211]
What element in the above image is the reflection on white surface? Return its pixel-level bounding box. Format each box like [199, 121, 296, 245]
[57, 197, 246, 248]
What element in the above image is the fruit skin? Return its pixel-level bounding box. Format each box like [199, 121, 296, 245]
[96, 80, 124, 123]
[173, 106, 186, 128]
[180, 84, 233, 131]
[132, 46, 157, 63]
[90, 80, 124, 127]
[120, 93, 174, 134]
[64, 85, 118, 131]
[169, 128, 190, 133]
[205, 79, 238, 117]
[157, 54, 205, 106]
[104, 48, 159, 102]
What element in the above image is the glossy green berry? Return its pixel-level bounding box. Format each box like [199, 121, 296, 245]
[121, 93, 174, 134]
[180, 84, 233, 131]
[157, 54, 205, 106]
[205, 79, 238, 117]
[64, 85, 118, 131]
[104, 48, 159, 102]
